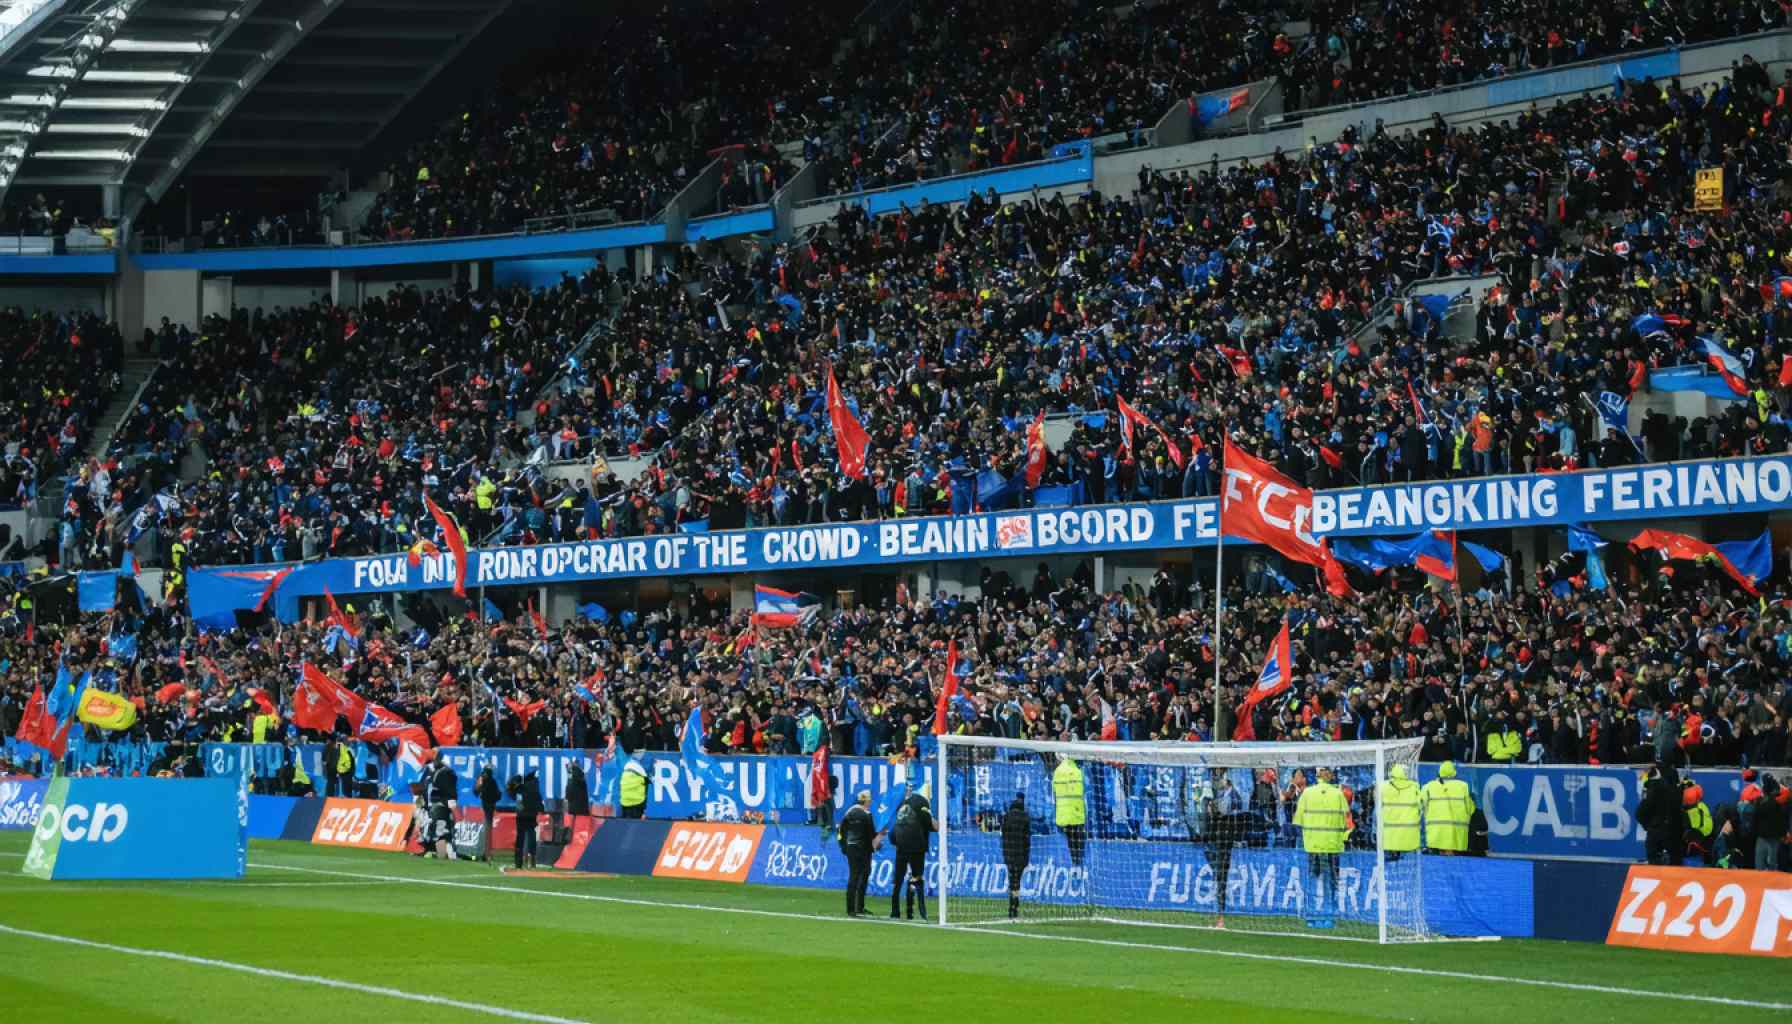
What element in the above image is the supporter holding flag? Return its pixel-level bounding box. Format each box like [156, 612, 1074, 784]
[1628, 529, 1771, 595]
[1115, 395, 1184, 469]
[1696, 335, 1750, 396]
[933, 639, 962, 735]
[1024, 411, 1049, 488]
[424, 496, 469, 598]
[753, 585, 818, 628]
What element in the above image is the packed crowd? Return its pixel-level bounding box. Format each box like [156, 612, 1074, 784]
[3, 539, 1789, 778]
[533, 63, 1792, 537]
[52, 272, 610, 573]
[33, 59, 1792, 570]
[360, 0, 1792, 238]
[363, 0, 861, 240]
[0, 310, 123, 514]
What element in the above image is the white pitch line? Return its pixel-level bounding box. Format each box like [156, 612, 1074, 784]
[0, 923, 590, 1024]
[252, 860, 1792, 1012]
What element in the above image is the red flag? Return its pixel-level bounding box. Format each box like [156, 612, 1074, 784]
[809, 743, 831, 805]
[1025, 410, 1049, 488]
[933, 639, 962, 735]
[1233, 620, 1294, 739]
[1115, 395, 1184, 469]
[248, 688, 277, 717]
[294, 662, 366, 732]
[1780, 356, 1792, 389]
[826, 367, 870, 479]
[13, 684, 48, 747]
[504, 698, 547, 732]
[1221, 438, 1351, 597]
[1628, 358, 1649, 396]
[1317, 444, 1343, 470]
[791, 438, 803, 471]
[431, 702, 463, 747]
[1216, 345, 1252, 378]
[154, 682, 186, 704]
[528, 597, 549, 639]
[424, 495, 469, 598]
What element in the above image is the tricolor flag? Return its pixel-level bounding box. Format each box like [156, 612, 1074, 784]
[1628, 528, 1770, 595]
[1404, 374, 1435, 430]
[753, 585, 819, 629]
[1696, 335, 1750, 396]
[1024, 411, 1049, 488]
[1233, 620, 1293, 740]
[1215, 344, 1252, 378]
[1115, 395, 1184, 469]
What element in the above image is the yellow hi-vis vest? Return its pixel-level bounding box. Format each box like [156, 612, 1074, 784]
[336, 745, 354, 774]
[620, 765, 647, 808]
[291, 754, 311, 787]
[1052, 758, 1086, 826]
[1377, 777, 1423, 853]
[1419, 778, 1474, 851]
[1294, 782, 1351, 854]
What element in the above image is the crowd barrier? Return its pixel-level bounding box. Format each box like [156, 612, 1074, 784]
[11, 739, 1779, 866]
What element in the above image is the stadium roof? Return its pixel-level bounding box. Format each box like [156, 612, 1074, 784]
[0, 0, 508, 216]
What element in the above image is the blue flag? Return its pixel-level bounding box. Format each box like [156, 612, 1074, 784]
[594, 737, 625, 808]
[1716, 531, 1773, 591]
[1595, 392, 1629, 433]
[1565, 526, 1609, 590]
[873, 764, 914, 831]
[1461, 541, 1505, 575]
[1648, 367, 1749, 401]
[680, 706, 739, 809]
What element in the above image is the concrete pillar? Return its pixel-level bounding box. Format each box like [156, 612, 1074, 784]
[140, 268, 202, 332]
[637, 244, 657, 278]
[330, 269, 357, 308]
[101, 184, 121, 219]
[1093, 555, 1110, 594]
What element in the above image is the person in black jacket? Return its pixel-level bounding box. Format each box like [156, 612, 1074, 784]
[507, 769, 543, 870]
[565, 763, 590, 817]
[1000, 793, 1031, 920]
[888, 790, 936, 921]
[1637, 758, 1683, 865]
[426, 753, 459, 860]
[476, 765, 501, 861]
[837, 791, 875, 917]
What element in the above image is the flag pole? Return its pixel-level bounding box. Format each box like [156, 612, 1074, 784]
[1212, 504, 1225, 742]
[1451, 531, 1469, 686]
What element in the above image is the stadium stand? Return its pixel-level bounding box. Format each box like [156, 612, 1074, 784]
[2, 4, 1792, 786]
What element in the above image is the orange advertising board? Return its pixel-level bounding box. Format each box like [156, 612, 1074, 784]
[651, 822, 763, 882]
[1606, 865, 1792, 957]
[310, 798, 416, 852]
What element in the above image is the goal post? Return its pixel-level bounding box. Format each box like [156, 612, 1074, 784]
[935, 735, 1430, 943]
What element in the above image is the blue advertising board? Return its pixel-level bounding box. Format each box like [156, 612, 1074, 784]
[0, 777, 47, 831]
[186, 453, 1792, 607]
[1412, 763, 1756, 861]
[22, 777, 246, 880]
[739, 824, 1532, 937]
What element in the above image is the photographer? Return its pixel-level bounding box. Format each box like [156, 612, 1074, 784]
[426, 752, 459, 860]
[506, 768, 543, 870]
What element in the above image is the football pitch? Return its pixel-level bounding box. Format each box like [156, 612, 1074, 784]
[0, 833, 1784, 1023]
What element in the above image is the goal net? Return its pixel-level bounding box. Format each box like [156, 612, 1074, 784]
[936, 735, 1429, 943]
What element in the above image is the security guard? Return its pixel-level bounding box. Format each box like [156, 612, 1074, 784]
[1682, 780, 1714, 864]
[1052, 755, 1087, 867]
[1377, 764, 1422, 860]
[1419, 761, 1474, 854]
[252, 707, 278, 744]
[335, 740, 356, 797]
[1294, 766, 1351, 927]
[1485, 714, 1522, 763]
[619, 757, 648, 818]
[288, 745, 312, 796]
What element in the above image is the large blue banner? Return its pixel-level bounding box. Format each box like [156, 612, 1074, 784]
[433, 746, 930, 820]
[22, 777, 246, 880]
[191, 453, 1792, 604]
[1413, 763, 1756, 861]
[202, 742, 325, 784]
[0, 777, 47, 830]
[743, 824, 1532, 937]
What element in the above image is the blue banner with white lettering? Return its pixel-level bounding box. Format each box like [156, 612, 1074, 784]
[1413, 763, 1754, 861]
[184, 454, 1792, 609]
[0, 777, 47, 830]
[741, 824, 1530, 937]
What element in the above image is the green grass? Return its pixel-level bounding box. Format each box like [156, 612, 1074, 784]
[0, 832, 1784, 1023]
